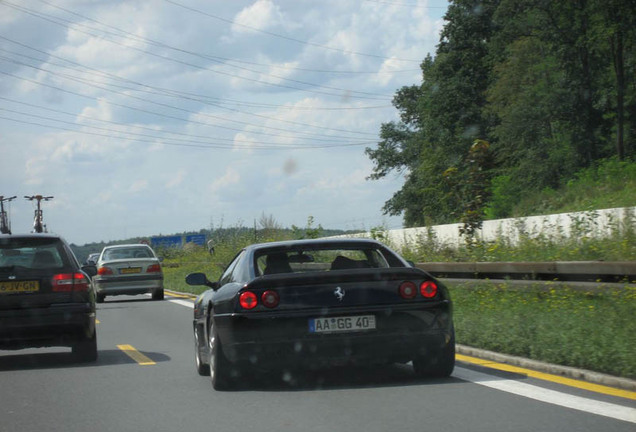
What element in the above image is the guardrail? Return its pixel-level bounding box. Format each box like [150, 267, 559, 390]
[414, 261, 636, 283]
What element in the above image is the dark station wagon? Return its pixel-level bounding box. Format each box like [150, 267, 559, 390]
[0, 234, 97, 361]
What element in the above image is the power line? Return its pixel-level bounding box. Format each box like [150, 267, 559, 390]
[0, 47, 381, 137]
[0, 39, 393, 112]
[1, 1, 393, 100]
[36, 0, 421, 75]
[363, 0, 447, 8]
[0, 67, 378, 143]
[0, 113, 374, 150]
[0, 70, 382, 145]
[0, 97, 373, 147]
[163, 0, 422, 63]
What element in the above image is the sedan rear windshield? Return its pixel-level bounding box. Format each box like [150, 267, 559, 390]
[102, 247, 153, 260]
[0, 237, 67, 269]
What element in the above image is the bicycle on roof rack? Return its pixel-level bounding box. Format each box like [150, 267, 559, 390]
[24, 195, 54, 233]
[0, 195, 17, 234]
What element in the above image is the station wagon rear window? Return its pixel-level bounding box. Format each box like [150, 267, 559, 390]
[0, 238, 65, 269]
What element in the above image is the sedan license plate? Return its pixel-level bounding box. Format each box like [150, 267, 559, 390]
[0, 280, 40, 294]
[309, 315, 376, 333]
[120, 267, 142, 275]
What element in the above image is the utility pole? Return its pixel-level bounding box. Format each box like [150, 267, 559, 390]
[0, 196, 17, 234]
[24, 195, 54, 233]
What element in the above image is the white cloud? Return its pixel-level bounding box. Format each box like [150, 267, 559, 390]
[232, 0, 286, 34]
[166, 169, 187, 189]
[209, 167, 241, 194]
[129, 180, 148, 193]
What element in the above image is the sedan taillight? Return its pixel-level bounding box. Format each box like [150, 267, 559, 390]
[146, 264, 162, 273]
[52, 273, 90, 292]
[97, 266, 113, 275]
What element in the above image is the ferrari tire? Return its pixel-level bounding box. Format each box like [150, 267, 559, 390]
[194, 324, 210, 376]
[413, 332, 456, 378]
[152, 289, 164, 300]
[208, 319, 232, 390]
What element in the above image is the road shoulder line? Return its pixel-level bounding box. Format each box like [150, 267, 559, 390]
[457, 346, 636, 398]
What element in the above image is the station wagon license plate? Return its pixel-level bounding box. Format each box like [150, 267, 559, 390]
[120, 267, 142, 274]
[0, 280, 40, 294]
[309, 315, 376, 333]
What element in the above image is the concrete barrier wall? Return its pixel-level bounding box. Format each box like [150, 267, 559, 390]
[338, 207, 635, 250]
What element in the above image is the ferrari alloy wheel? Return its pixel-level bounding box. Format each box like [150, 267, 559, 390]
[194, 323, 210, 376]
[208, 318, 232, 390]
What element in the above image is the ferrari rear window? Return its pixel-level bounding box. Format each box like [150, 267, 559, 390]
[255, 247, 390, 276]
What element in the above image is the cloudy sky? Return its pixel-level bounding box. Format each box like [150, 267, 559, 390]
[0, 0, 447, 245]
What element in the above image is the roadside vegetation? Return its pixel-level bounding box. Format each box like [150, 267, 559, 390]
[397, 207, 636, 264]
[452, 282, 636, 379]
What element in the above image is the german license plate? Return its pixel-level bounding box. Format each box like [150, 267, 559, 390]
[309, 315, 376, 333]
[0, 280, 40, 294]
[120, 267, 141, 274]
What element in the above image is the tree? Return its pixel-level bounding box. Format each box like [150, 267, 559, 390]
[366, 0, 499, 226]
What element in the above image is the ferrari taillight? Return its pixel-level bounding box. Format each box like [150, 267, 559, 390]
[261, 290, 279, 308]
[420, 280, 438, 298]
[52, 273, 90, 292]
[398, 281, 417, 299]
[239, 291, 258, 309]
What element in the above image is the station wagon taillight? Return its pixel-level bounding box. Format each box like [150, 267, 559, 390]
[420, 281, 438, 298]
[52, 273, 90, 292]
[239, 291, 258, 309]
[146, 264, 162, 273]
[97, 266, 113, 275]
[261, 290, 280, 308]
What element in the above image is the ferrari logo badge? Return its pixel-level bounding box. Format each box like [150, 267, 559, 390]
[334, 286, 345, 301]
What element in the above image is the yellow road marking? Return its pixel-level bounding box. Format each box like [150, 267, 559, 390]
[456, 354, 636, 400]
[167, 291, 196, 299]
[117, 344, 156, 366]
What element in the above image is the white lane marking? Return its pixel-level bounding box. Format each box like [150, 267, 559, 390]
[454, 367, 636, 424]
[168, 298, 194, 309]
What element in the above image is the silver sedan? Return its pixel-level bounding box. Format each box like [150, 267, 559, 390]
[93, 244, 164, 302]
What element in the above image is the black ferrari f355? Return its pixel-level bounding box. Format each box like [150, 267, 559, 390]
[187, 238, 454, 390]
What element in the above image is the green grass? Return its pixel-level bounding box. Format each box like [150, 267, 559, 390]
[451, 281, 636, 378]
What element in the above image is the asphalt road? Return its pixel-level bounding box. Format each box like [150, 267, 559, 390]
[0, 293, 634, 432]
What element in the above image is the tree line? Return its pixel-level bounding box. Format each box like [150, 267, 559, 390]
[366, 0, 635, 227]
